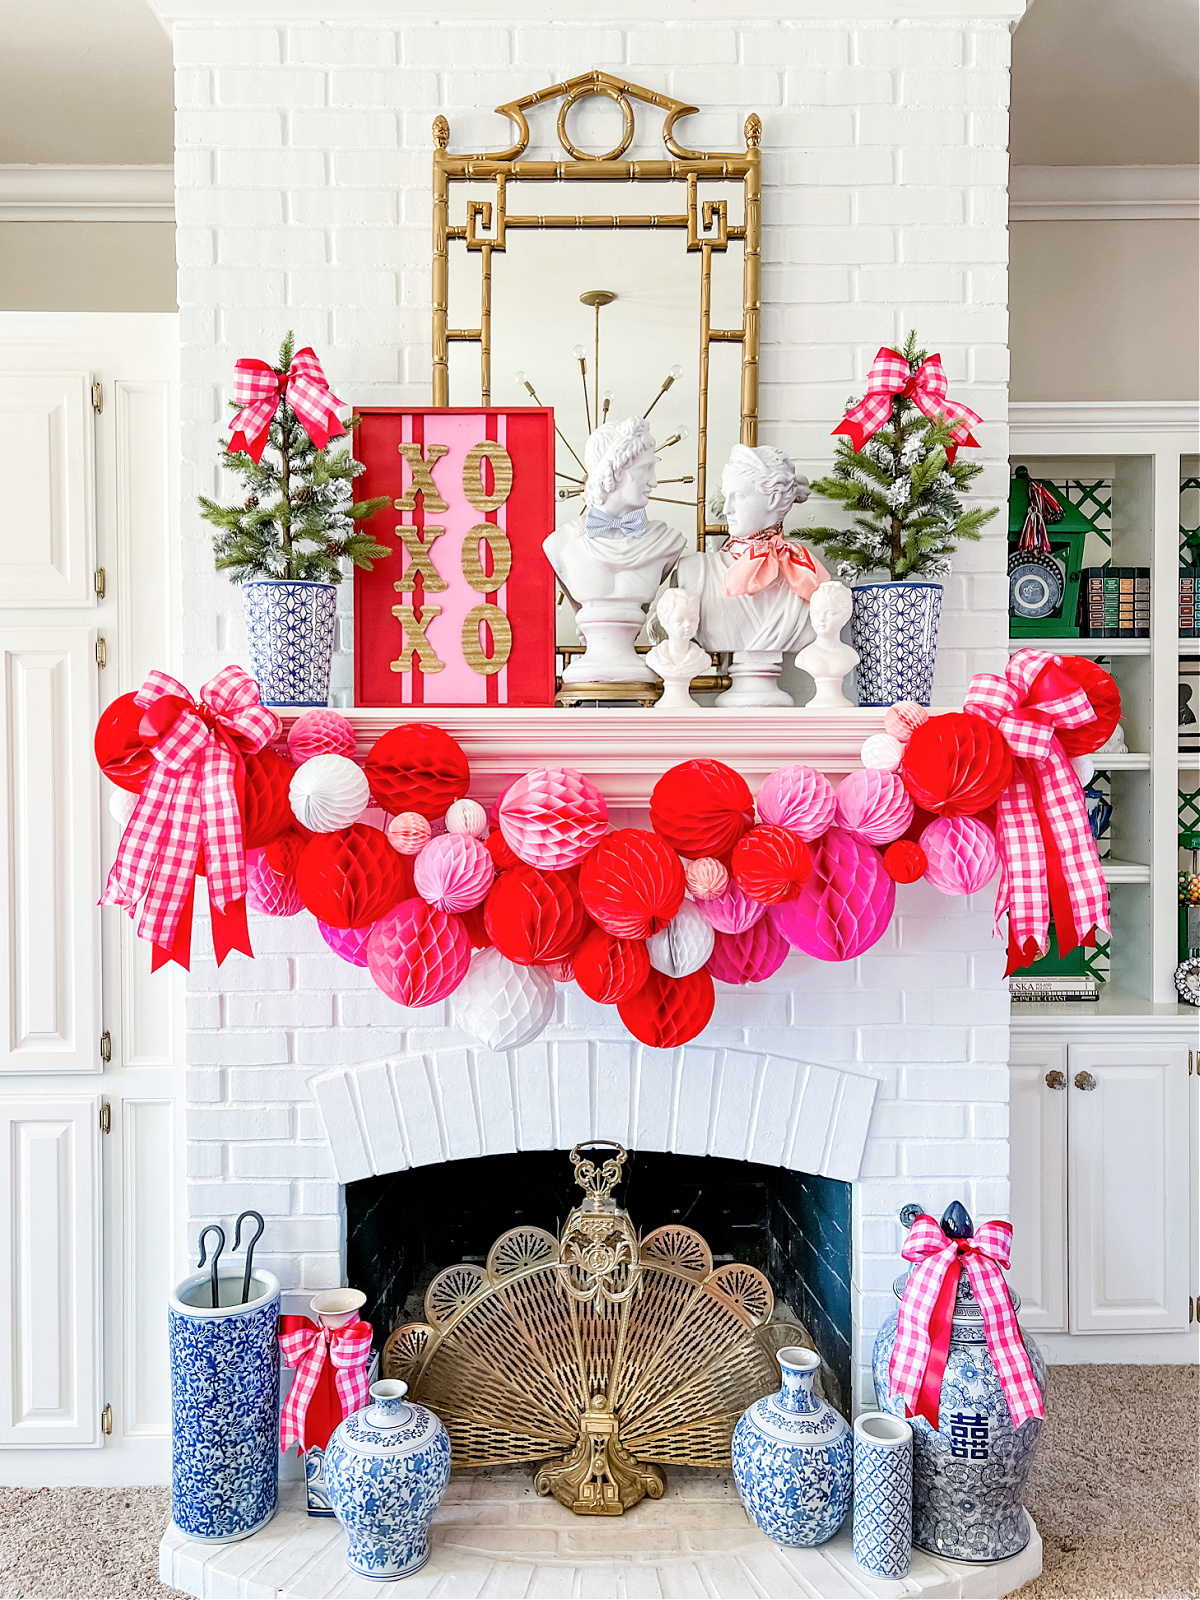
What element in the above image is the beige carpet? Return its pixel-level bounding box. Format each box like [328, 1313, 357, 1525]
[0, 1366, 1195, 1599]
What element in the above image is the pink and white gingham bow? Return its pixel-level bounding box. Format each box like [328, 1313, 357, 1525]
[99, 667, 279, 968]
[279, 1320, 373, 1454]
[889, 1214, 1043, 1432]
[833, 347, 983, 464]
[723, 531, 829, 600]
[964, 649, 1108, 972]
[228, 347, 345, 464]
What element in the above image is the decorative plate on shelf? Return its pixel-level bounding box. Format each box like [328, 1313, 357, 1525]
[1007, 549, 1064, 620]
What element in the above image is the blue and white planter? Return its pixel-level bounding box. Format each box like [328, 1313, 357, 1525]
[324, 1379, 452, 1581]
[853, 1411, 913, 1578]
[732, 1345, 852, 1548]
[168, 1268, 280, 1544]
[851, 580, 943, 707]
[873, 1270, 1046, 1562]
[242, 579, 338, 708]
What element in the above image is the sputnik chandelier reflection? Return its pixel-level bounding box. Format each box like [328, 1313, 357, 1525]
[513, 288, 696, 511]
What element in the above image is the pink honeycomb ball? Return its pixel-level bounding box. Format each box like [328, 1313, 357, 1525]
[287, 709, 356, 764]
[685, 857, 729, 901]
[388, 812, 432, 856]
[882, 701, 929, 744]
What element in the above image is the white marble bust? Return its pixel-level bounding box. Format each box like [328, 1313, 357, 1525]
[543, 417, 687, 685]
[646, 586, 709, 711]
[794, 580, 859, 709]
[675, 444, 827, 706]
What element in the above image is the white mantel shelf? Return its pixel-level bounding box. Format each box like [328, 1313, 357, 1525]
[281, 707, 892, 806]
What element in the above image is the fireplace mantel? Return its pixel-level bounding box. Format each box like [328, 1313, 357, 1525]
[280, 707, 898, 806]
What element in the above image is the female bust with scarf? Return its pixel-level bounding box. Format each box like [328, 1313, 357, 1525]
[676, 445, 830, 706]
[543, 417, 687, 686]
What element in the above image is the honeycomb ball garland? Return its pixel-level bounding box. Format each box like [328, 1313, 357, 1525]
[731, 825, 813, 906]
[646, 901, 716, 979]
[650, 759, 754, 861]
[883, 839, 928, 884]
[484, 863, 588, 966]
[317, 918, 373, 967]
[773, 828, 895, 962]
[413, 832, 494, 914]
[883, 701, 929, 744]
[364, 722, 470, 820]
[287, 708, 356, 764]
[367, 898, 470, 1009]
[573, 926, 651, 1004]
[498, 766, 609, 870]
[578, 829, 686, 940]
[618, 966, 715, 1049]
[860, 732, 905, 771]
[900, 712, 1013, 817]
[445, 797, 489, 840]
[755, 764, 836, 841]
[295, 824, 413, 928]
[685, 857, 729, 901]
[388, 812, 432, 856]
[707, 917, 790, 985]
[453, 947, 556, 1051]
[696, 879, 766, 935]
[289, 753, 370, 834]
[920, 815, 1000, 896]
[834, 768, 914, 847]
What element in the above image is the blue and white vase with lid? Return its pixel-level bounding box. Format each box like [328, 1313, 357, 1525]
[323, 1377, 452, 1581]
[731, 1345, 852, 1547]
[872, 1202, 1047, 1563]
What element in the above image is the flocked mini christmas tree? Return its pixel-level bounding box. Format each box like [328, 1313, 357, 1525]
[806, 331, 998, 582]
[199, 332, 391, 585]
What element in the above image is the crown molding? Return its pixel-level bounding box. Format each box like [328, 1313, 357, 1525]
[147, 0, 1030, 21]
[1010, 165, 1199, 222]
[1009, 401, 1200, 443]
[0, 165, 175, 223]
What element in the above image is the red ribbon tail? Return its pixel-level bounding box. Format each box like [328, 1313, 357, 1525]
[211, 894, 253, 966]
[152, 879, 196, 972]
[914, 1260, 960, 1430]
[228, 428, 268, 464]
[831, 416, 869, 453]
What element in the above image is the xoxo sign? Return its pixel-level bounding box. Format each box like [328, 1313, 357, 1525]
[353, 408, 556, 707]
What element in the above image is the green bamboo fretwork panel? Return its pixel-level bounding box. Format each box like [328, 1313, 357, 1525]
[1034, 477, 1112, 568]
[1181, 785, 1200, 835]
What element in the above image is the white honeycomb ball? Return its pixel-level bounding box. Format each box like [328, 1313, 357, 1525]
[445, 797, 489, 839]
[108, 788, 138, 828]
[288, 753, 370, 833]
[453, 947, 556, 1051]
[646, 900, 716, 978]
[860, 733, 905, 772]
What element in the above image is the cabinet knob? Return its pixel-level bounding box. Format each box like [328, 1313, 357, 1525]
[1045, 1069, 1066, 1090]
[1074, 1070, 1097, 1092]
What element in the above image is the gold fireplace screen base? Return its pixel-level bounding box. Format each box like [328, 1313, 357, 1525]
[381, 1144, 817, 1515]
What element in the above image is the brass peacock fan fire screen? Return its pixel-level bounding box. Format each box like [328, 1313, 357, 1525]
[381, 1142, 820, 1515]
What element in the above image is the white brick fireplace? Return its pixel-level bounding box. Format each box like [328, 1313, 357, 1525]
[158, 2, 1026, 1591]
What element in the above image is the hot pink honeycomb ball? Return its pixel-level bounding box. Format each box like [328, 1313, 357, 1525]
[287, 709, 357, 764]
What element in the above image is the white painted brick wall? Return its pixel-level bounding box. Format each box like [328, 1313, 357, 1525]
[172, 14, 1016, 1413]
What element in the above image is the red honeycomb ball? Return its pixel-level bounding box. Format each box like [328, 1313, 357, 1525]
[883, 839, 928, 884]
[618, 967, 715, 1048]
[578, 828, 686, 940]
[483, 863, 588, 966]
[1053, 656, 1122, 756]
[486, 828, 520, 871]
[295, 823, 413, 928]
[94, 691, 155, 793]
[364, 723, 470, 820]
[242, 747, 298, 849]
[650, 759, 754, 861]
[731, 824, 813, 906]
[573, 926, 651, 1005]
[900, 712, 1013, 817]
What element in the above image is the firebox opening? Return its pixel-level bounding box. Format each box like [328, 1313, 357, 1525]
[346, 1149, 852, 1414]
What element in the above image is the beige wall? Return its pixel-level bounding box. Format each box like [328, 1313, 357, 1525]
[1010, 217, 1199, 401]
[0, 224, 177, 312]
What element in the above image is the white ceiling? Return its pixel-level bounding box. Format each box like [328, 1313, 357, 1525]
[0, 0, 1195, 168]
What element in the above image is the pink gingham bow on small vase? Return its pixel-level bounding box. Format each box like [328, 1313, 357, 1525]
[888, 1214, 1044, 1433]
[228, 346, 346, 464]
[833, 347, 983, 464]
[278, 1319, 373, 1454]
[99, 666, 279, 971]
[963, 648, 1109, 973]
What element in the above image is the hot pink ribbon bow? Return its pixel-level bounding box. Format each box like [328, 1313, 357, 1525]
[833, 347, 983, 464]
[889, 1214, 1043, 1433]
[228, 346, 345, 464]
[723, 533, 828, 599]
[279, 1319, 373, 1454]
[99, 666, 279, 970]
[964, 649, 1108, 973]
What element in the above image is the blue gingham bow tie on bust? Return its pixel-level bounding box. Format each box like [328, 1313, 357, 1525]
[583, 506, 648, 539]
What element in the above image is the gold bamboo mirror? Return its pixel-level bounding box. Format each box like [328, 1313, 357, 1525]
[432, 71, 762, 552]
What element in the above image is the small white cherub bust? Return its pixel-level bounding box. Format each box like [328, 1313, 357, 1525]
[794, 580, 859, 710]
[646, 586, 709, 711]
[542, 417, 687, 685]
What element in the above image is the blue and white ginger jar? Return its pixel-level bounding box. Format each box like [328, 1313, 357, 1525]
[873, 1269, 1046, 1561]
[168, 1268, 280, 1543]
[732, 1345, 852, 1547]
[242, 578, 338, 708]
[324, 1378, 452, 1581]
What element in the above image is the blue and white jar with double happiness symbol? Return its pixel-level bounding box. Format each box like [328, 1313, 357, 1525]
[873, 1269, 1046, 1561]
[732, 1345, 852, 1547]
[324, 1378, 452, 1581]
[853, 1411, 913, 1578]
[168, 1268, 280, 1543]
[242, 578, 338, 708]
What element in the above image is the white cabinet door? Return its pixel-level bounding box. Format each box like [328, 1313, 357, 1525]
[0, 371, 96, 607]
[0, 629, 100, 1073]
[0, 1097, 101, 1445]
[1068, 1044, 1191, 1333]
[1008, 1045, 1068, 1332]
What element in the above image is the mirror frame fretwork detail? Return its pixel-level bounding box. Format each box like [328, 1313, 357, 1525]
[431, 70, 762, 547]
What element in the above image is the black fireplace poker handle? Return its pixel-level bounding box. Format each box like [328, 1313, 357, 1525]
[233, 1210, 265, 1305]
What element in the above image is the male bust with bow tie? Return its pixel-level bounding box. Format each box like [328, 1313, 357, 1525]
[543, 417, 687, 686]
